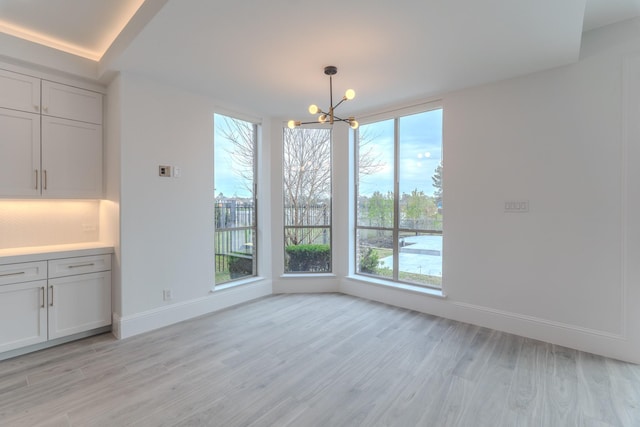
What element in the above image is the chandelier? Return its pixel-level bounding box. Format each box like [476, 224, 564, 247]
[287, 65, 359, 129]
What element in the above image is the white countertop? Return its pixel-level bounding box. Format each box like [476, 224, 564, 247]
[0, 242, 114, 265]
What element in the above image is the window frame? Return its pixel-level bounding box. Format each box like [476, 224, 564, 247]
[282, 125, 333, 274]
[213, 113, 259, 286]
[354, 101, 443, 289]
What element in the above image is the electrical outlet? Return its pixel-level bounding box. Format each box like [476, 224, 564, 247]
[159, 165, 172, 177]
[82, 224, 97, 232]
[163, 289, 173, 301]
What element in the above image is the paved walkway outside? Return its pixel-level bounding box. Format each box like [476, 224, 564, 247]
[379, 235, 442, 277]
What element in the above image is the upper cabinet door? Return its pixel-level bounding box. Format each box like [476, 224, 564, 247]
[0, 69, 41, 114]
[41, 81, 102, 125]
[41, 116, 103, 199]
[0, 108, 41, 198]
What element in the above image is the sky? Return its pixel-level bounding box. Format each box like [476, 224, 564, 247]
[358, 109, 443, 197]
[214, 108, 443, 198]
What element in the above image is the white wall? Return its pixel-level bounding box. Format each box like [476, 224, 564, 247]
[342, 18, 640, 363]
[111, 73, 271, 337]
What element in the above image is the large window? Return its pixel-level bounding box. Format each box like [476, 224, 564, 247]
[355, 107, 443, 288]
[214, 114, 257, 284]
[283, 127, 332, 273]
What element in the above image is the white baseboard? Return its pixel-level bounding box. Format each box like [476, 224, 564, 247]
[340, 277, 639, 364]
[115, 280, 272, 339]
[273, 275, 339, 293]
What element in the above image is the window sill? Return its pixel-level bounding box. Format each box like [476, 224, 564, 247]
[344, 274, 447, 298]
[279, 273, 337, 279]
[211, 276, 265, 292]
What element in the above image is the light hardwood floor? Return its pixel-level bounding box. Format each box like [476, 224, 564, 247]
[1, 293, 640, 426]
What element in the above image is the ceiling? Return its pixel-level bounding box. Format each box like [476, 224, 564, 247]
[1, 0, 639, 119]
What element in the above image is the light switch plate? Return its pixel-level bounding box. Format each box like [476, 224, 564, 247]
[504, 200, 529, 213]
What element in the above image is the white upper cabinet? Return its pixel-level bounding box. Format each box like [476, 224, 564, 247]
[0, 69, 40, 113]
[0, 68, 104, 199]
[41, 80, 102, 125]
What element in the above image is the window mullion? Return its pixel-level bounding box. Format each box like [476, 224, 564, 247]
[392, 117, 400, 282]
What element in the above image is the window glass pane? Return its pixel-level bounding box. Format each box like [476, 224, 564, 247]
[214, 114, 256, 201]
[283, 127, 332, 273]
[356, 228, 393, 279]
[398, 231, 442, 288]
[214, 114, 257, 285]
[399, 110, 443, 231]
[357, 119, 395, 228]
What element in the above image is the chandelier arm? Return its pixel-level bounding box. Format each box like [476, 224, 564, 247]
[331, 114, 350, 122]
[333, 98, 347, 110]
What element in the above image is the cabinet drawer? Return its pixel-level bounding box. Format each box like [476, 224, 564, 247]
[0, 261, 47, 286]
[48, 254, 111, 278]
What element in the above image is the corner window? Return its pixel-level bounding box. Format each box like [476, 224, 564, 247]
[214, 114, 258, 284]
[355, 107, 443, 288]
[283, 127, 332, 273]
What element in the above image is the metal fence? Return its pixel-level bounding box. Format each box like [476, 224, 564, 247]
[284, 203, 330, 226]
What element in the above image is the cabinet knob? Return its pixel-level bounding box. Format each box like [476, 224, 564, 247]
[34, 105, 39, 112]
[43, 106, 48, 113]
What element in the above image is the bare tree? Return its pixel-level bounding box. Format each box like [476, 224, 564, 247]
[283, 128, 332, 245]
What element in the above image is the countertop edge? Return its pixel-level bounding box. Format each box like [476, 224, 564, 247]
[0, 243, 114, 265]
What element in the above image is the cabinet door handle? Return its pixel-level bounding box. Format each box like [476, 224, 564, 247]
[67, 263, 95, 269]
[35, 170, 38, 190]
[49, 285, 54, 307]
[43, 170, 47, 190]
[40, 286, 45, 308]
[0, 271, 25, 278]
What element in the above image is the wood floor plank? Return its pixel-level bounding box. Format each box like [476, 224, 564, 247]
[1, 293, 639, 427]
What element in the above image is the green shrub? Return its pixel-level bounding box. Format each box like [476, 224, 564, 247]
[285, 244, 330, 272]
[359, 247, 379, 274]
[228, 254, 253, 278]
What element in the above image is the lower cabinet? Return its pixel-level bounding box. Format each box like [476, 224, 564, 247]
[0, 252, 112, 356]
[48, 271, 111, 340]
[0, 279, 48, 353]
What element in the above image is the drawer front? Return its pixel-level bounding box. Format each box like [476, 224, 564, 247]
[0, 261, 47, 286]
[48, 254, 111, 278]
